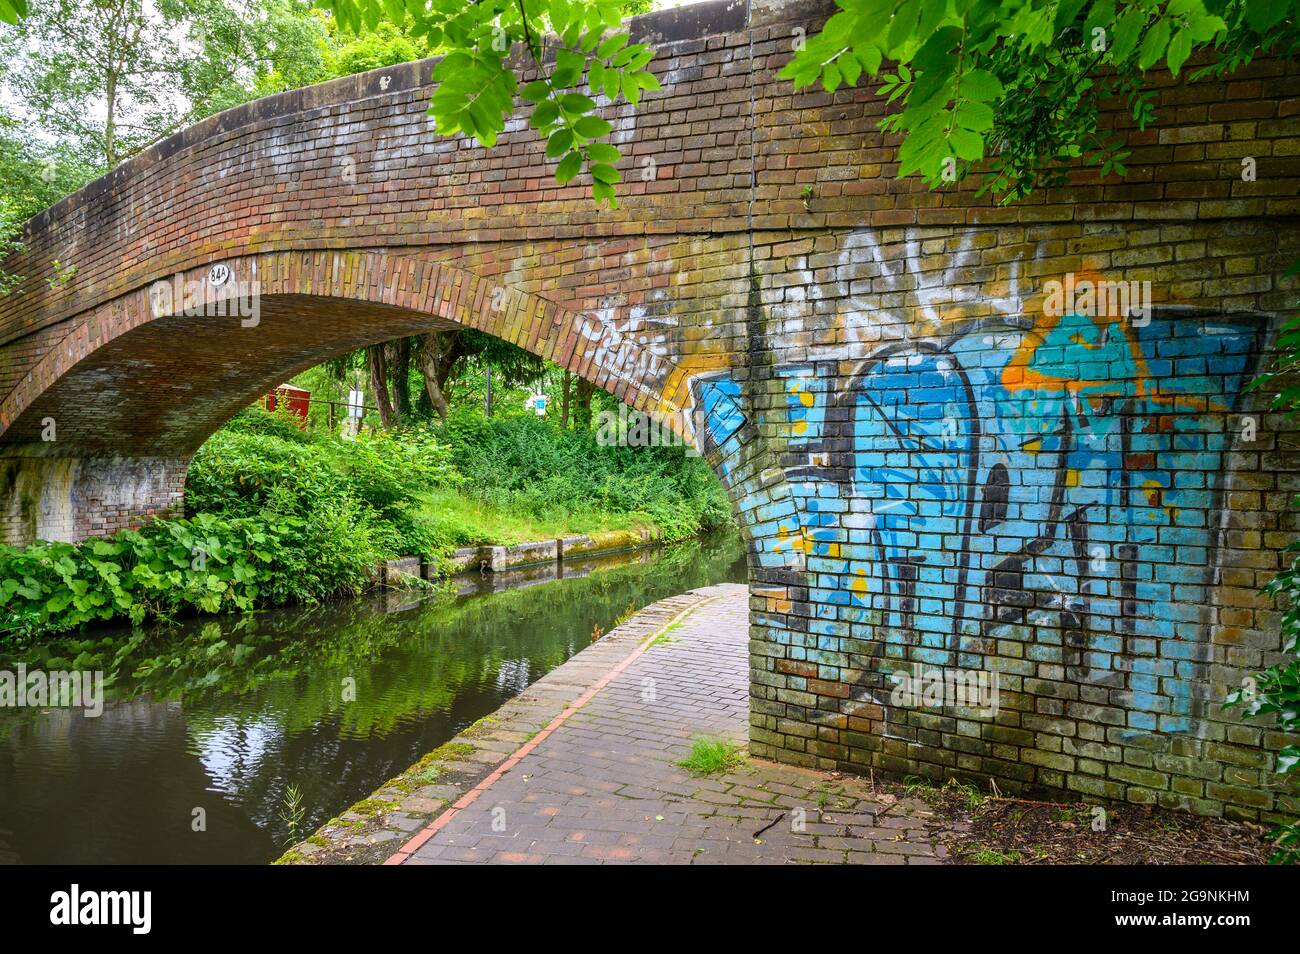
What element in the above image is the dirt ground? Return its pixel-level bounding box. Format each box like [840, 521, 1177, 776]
[904, 779, 1278, 865]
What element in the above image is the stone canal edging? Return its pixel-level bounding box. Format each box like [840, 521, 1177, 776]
[275, 584, 725, 865]
[377, 528, 662, 586]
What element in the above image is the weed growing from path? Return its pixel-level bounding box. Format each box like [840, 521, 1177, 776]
[677, 737, 745, 777]
[650, 621, 684, 648]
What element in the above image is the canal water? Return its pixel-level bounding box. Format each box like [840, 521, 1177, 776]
[0, 531, 746, 864]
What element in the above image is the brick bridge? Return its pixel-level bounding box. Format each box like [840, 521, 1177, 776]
[2, 0, 1298, 820]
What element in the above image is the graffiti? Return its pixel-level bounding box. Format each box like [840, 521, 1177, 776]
[693, 307, 1264, 734]
[575, 302, 673, 402]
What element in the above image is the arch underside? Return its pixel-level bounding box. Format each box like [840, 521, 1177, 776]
[3, 295, 457, 456]
[0, 250, 690, 458]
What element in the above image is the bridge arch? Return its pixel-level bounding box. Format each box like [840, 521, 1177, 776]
[0, 247, 725, 542]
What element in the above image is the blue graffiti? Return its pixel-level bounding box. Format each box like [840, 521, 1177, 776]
[693, 311, 1262, 734]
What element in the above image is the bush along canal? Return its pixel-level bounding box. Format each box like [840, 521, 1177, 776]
[0, 531, 746, 864]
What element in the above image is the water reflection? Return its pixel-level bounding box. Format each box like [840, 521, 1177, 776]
[0, 532, 747, 864]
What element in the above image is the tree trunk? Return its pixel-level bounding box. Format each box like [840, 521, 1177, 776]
[367, 344, 397, 429]
[574, 377, 595, 429]
[561, 370, 572, 428]
[104, 72, 118, 167]
[418, 330, 464, 421]
[391, 338, 413, 420]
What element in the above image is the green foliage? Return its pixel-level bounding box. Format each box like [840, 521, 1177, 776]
[329, 17, 425, 74]
[1222, 645, 1300, 862]
[1, 386, 732, 642]
[321, 0, 658, 206]
[191, 4, 440, 118]
[782, 0, 1297, 202]
[0, 115, 96, 221]
[185, 419, 460, 557]
[1225, 260, 1300, 864]
[440, 410, 733, 543]
[0, 509, 380, 644]
[0, 0, 430, 181]
[2, 0, 192, 168]
[0, 196, 22, 295]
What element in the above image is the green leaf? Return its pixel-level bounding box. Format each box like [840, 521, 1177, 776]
[522, 80, 550, 103]
[1083, 0, 1116, 41]
[598, 32, 629, 59]
[555, 151, 583, 184]
[611, 42, 645, 68]
[590, 163, 621, 184]
[856, 44, 883, 77]
[954, 99, 994, 132]
[823, 63, 842, 93]
[573, 115, 613, 139]
[1278, 745, 1300, 774]
[530, 99, 560, 129]
[592, 180, 618, 208]
[839, 53, 862, 87]
[553, 49, 585, 89]
[948, 128, 984, 162]
[1246, 0, 1290, 33]
[586, 143, 620, 163]
[1166, 27, 1194, 76]
[1187, 14, 1227, 42]
[961, 69, 1003, 103]
[1110, 8, 1148, 62]
[1138, 17, 1172, 71]
[45, 591, 72, 613]
[627, 48, 655, 71]
[622, 73, 642, 107]
[0, 0, 26, 25]
[886, 0, 922, 55]
[561, 93, 596, 114]
[546, 129, 574, 158]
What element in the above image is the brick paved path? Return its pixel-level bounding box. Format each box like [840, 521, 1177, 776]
[390, 584, 955, 865]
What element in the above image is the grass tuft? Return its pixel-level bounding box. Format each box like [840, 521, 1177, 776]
[676, 737, 745, 777]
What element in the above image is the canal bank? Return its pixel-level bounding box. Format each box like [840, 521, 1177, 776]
[0, 533, 746, 864]
[380, 527, 665, 585]
[281, 584, 957, 866]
